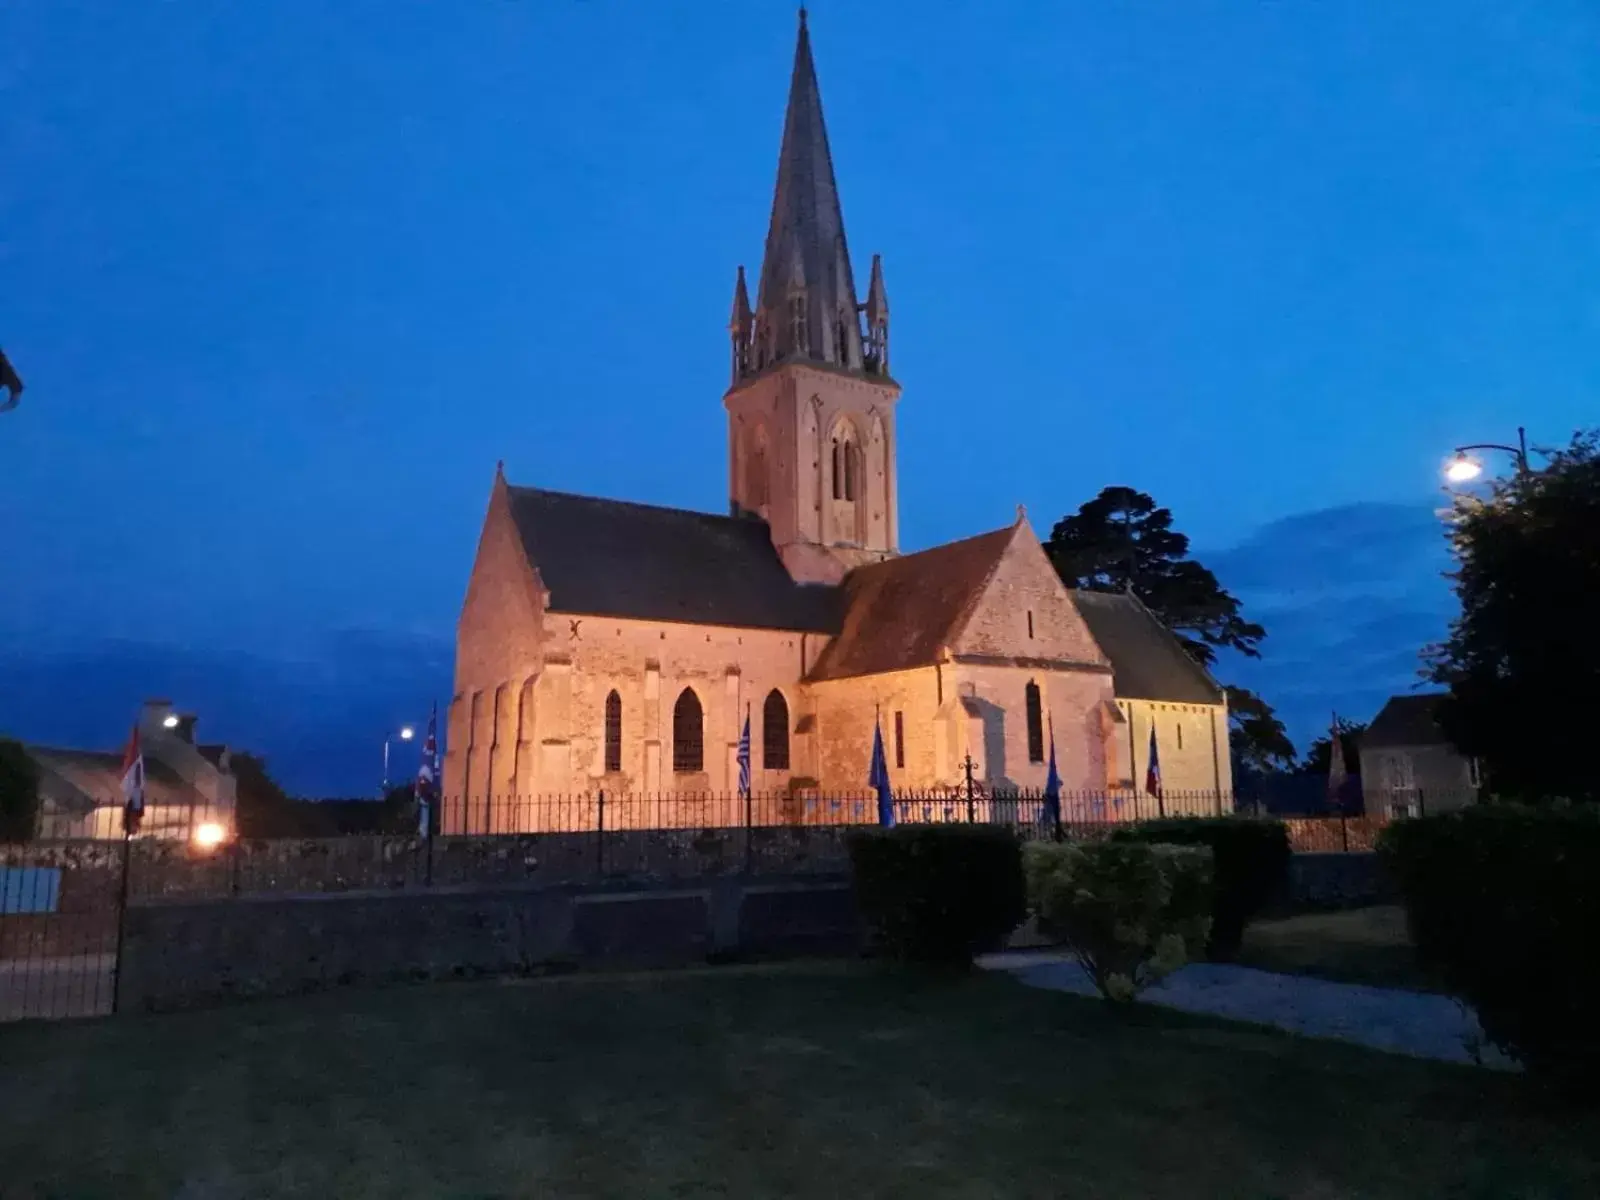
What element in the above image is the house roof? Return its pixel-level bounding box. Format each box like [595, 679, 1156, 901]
[1068, 590, 1224, 705]
[505, 485, 840, 633]
[26, 746, 204, 808]
[1363, 694, 1449, 749]
[807, 526, 1014, 681]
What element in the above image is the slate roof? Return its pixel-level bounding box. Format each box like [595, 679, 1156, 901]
[807, 526, 1015, 681]
[27, 746, 204, 807]
[506, 486, 840, 633]
[1363, 694, 1449, 748]
[1068, 590, 1224, 704]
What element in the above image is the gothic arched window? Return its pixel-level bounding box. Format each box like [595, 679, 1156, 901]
[672, 688, 704, 774]
[831, 439, 842, 500]
[603, 690, 622, 773]
[1025, 681, 1045, 764]
[762, 689, 790, 771]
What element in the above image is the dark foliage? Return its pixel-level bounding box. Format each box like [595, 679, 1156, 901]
[1045, 486, 1265, 668]
[1380, 806, 1600, 1095]
[0, 736, 41, 842]
[1111, 817, 1291, 961]
[1224, 685, 1297, 777]
[846, 825, 1025, 967]
[1295, 719, 1366, 778]
[235, 751, 416, 837]
[1427, 430, 1600, 800]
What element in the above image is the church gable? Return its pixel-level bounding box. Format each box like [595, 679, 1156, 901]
[948, 520, 1108, 668]
[456, 471, 548, 692]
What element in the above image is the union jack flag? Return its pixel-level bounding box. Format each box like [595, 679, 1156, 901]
[416, 704, 440, 838]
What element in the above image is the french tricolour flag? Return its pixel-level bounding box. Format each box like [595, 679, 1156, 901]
[119, 725, 145, 836]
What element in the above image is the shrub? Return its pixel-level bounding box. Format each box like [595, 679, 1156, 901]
[845, 825, 1026, 968]
[1111, 817, 1290, 960]
[0, 737, 41, 843]
[1380, 805, 1600, 1094]
[1023, 841, 1212, 1002]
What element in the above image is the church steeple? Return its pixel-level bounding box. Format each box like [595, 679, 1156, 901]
[724, 11, 901, 582]
[738, 8, 886, 379]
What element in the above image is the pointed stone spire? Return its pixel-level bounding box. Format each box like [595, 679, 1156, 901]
[864, 252, 889, 373]
[729, 265, 752, 383]
[754, 9, 862, 371]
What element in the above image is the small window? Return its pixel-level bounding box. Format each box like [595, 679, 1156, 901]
[1025, 681, 1044, 764]
[894, 711, 905, 769]
[762, 689, 790, 771]
[672, 688, 703, 773]
[1026, 610, 1034, 639]
[1176, 722, 1183, 751]
[843, 443, 858, 502]
[831, 440, 842, 500]
[789, 294, 809, 356]
[603, 690, 622, 773]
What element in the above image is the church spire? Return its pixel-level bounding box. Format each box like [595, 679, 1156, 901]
[728, 265, 752, 383]
[746, 9, 874, 377]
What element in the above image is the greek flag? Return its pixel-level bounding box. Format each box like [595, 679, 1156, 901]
[736, 708, 751, 799]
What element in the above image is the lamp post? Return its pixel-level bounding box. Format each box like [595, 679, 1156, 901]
[382, 725, 415, 794]
[1445, 427, 1529, 483]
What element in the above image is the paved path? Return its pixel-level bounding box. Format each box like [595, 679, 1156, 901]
[981, 950, 1516, 1070]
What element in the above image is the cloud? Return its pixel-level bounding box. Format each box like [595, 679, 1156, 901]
[1203, 501, 1456, 754]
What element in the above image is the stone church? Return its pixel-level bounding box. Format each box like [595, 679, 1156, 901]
[443, 13, 1232, 831]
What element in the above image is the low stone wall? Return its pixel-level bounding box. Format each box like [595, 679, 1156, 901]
[116, 874, 859, 1012]
[1287, 852, 1395, 910]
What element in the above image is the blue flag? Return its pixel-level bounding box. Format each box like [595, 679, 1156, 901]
[869, 718, 895, 827]
[736, 709, 752, 800]
[1042, 714, 1062, 830]
[1145, 724, 1162, 801]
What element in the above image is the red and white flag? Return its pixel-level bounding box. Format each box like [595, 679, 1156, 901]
[119, 725, 145, 835]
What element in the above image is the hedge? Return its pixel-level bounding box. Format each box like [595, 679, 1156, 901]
[1379, 805, 1600, 1093]
[1110, 817, 1290, 960]
[0, 737, 41, 843]
[845, 825, 1026, 967]
[1024, 840, 1213, 1002]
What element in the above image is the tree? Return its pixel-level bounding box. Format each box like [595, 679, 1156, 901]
[1296, 719, 1366, 778]
[1224, 686, 1296, 778]
[1427, 430, 1600, 801]
[1045, 487, 1265, 669]
[0, 737, 41, 842]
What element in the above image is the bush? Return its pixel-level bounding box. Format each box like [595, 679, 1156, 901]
[845, 825, 1026, 968]
[1111, 817, 1290, 960]
[1023, 841, 1213, 1003]
[1380, 805, 1600, 1093]
[0, 737, 41, 843]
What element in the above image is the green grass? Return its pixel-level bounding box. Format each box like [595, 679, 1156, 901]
[1239, 905, 1436, 991]
[1, 963, 1595, 1199]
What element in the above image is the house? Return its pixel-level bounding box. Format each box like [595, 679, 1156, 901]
[1359, 693, 1480, 817]
[27, 699, 238, 839]
[442, 13, 1232, 831]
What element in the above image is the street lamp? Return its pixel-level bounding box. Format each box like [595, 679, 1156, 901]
[382, 725, 416, 794]
[1445, 427, 1529, 482]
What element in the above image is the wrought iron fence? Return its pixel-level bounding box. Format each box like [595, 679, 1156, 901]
[5, 785, 1472, 1022]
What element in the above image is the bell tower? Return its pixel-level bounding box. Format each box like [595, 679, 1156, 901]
[724, 10, 899, 585]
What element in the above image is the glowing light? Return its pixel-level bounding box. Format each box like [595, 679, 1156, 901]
[1445, 455, 1483, 484]
[399, 726, 416, 741]
[162, 713, 180, 729]
[192, 822, 227, 850]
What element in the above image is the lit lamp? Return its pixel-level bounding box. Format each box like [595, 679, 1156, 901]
[192, 821, 228, 851]
[1445, 427, 1530, 482]
[382, 725, 416, 793]
[162, 713, 180, 729]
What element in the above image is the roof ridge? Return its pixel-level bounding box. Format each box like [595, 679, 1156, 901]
[508, 484, 751, 526]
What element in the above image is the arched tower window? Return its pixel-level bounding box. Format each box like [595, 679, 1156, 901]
[762, 690, 790, 771]
[831, 439, 842, 500]
[745, 426, 769, 510]
[672, 688, 704, 774]
[1025, 681, 1045, 764]
[603, 690, 622, 773]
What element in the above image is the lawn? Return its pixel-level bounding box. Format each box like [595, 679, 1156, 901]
[1239, 905, 1435, 991]
[2, 964, 1595, 1199]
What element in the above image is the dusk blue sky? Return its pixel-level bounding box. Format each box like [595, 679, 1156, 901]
[2, 3, 1595, 793]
